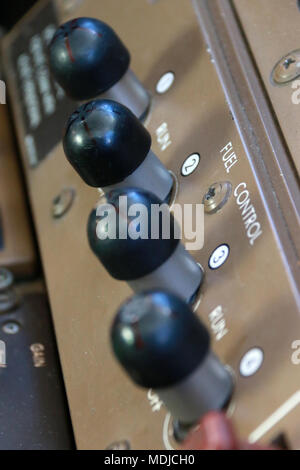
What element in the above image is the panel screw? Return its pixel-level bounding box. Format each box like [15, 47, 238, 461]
[52, 188, 75, 219]
[271, 50, 300, 85]
[2, 322, 20, 335]
[203, 182, 232, 214]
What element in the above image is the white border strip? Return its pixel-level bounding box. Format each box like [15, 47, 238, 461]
[249, 391, 300, 444]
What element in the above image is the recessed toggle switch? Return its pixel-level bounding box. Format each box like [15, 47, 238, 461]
[111, 290, 233, 435]
[49, 17, 150, 119]
[87, 188, 203, 303]
[63, 100, 174, 203]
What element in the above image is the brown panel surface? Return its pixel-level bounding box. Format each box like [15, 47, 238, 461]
[232, 0, 300, 176]
[0, 102, 36, 277]
[1, 0, 299, 449]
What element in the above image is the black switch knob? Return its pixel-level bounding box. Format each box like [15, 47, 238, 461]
[88, 188, 202, 303]
[64, 100, 173, 203]
[49, 17, 149, 119]
[111, 290, 233, 429]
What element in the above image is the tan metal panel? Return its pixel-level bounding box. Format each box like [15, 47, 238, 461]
[1, 0, 299, 449]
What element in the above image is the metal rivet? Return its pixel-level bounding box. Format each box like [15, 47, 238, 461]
[2, 322, 20, 335]
[203, 182, 232, 214]
[271, 50, 300, 85]
[52, 188, 76, 219]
